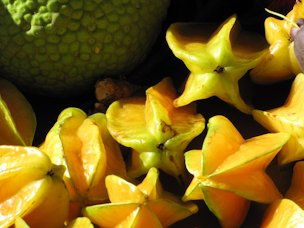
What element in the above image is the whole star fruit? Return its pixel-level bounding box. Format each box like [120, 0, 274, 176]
[250, 1, 304, 84]
[166, 14, 267, 114]
[105, 77, 205, 179]
[0, 0, 170, 97]
[0, 78, 36, 146]
[260, 198, 304, 227]
[39, 107, 127, 220]
[285, 161, 304, 208]
[82, 167, 198, 228]
[252, 73, 304, 165]
[182, 115, 290, 228]
[0, 145, 69, 228]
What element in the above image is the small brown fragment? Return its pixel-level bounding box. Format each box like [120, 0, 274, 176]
[94, 78, 141, 112]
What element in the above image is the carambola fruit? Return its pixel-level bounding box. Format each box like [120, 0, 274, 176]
[252, 73, 304, 165]
[39, 107, 126, 218]
[183, 115, 289, 227]
[166, 15, 266, 114]
[0, 145, 69, 228]
[83, 167, 198, 228]
[106, 77, 205, 179]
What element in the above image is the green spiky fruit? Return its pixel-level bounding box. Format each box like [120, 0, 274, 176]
[0, 0, 170, 97]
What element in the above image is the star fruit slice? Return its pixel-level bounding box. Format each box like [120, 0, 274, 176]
[260, 198, 304, 227]
[83, 167, 198, 228]
[0, 78, 36, 146]
[166, 15, 266, 114]
[0, 145, 69, 228]
[39, 107, 126, 205]
[183, 115, 290, 227]
[106, 77, 205, 179]
[252, 73, 304, 165]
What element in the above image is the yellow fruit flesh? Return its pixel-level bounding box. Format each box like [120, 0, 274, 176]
[146, 198, 198, 227]
[203, 187, 249, 228]
[0, 178, 50, 227]
[23, 174, 69, 228]
[116, 206, 163, 228]
[0, 79, 36, 146]
[202, 115, 244, 175]
[261, 199, 304, 228]
[285, 161, 304, 208]
[106, 175, 146, 204]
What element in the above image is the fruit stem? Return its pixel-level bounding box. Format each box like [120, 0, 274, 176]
[265, 8, 299, 28]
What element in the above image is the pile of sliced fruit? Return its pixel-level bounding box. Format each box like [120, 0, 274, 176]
[3, 1, 304, 227]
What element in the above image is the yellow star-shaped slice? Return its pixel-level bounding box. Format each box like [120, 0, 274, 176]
[166, 15, 266, 114]
[183, 115, 289, 227]
[82, 168, 198, 228]
[106, 77, 205, 179]
[252, 73, 304, 165]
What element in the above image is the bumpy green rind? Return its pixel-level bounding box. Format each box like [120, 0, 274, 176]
[0, 0, 170, 96]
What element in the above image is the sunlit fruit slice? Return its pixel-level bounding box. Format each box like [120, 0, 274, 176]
[183, 115, 289, 227]
[0, 145, 69, 228]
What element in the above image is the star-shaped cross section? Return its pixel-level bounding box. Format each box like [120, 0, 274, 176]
[166, 15, 266, 114]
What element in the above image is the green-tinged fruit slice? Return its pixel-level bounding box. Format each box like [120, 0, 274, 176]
[166, 15, 266, 114]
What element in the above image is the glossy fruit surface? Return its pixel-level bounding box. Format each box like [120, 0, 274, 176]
[83, 167, 198, 227]
[39, 107, 126, 214]
[0, 145, 69, 228]
[106, 77, 205, 178]
[183, 115, 289, 227]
